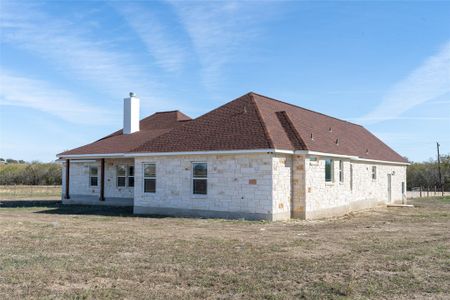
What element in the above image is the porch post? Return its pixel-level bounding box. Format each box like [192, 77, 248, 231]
[65, 159, 70, 199]
[100, 158, 105, 201]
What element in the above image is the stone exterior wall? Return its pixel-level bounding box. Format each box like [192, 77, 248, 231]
[271, 154, 292, 220]
[61, 159, 134, 206]
[291, 155, 306, 219]
[133, 153, 282, 220]
[61, 153, 407, 220]
[304, 155, 407, 219]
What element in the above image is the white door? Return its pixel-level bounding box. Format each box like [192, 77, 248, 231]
[387, 174, 392, 203]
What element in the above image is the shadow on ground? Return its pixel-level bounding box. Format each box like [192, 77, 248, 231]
[0, 200, 61, 208]
[36, 205, 135, 217]
[0, 199, 180, 218]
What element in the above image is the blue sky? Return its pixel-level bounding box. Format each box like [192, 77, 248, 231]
[0, 1, 449, 163]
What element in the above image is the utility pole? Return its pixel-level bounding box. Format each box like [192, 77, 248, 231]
[437, 142, 443, 196]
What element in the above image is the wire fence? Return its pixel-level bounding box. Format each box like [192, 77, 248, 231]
[407, 187, 450, 198]
[0, 185, 61, 199]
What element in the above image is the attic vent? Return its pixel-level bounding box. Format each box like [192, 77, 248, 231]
[329, 127, 332, 132]
[243, 106, 247, 114]
[335, 138, 339, 145]
[310, 133, 314, 140]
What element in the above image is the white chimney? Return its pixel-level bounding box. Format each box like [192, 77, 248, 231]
[123, 92, 140, 134]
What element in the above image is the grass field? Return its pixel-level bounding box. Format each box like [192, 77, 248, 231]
[0, 185, 61, 200]
[0, 197, 449, 299]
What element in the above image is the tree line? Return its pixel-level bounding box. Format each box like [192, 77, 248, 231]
[407, 153, 450, 191]
[0, 160, 62, 185]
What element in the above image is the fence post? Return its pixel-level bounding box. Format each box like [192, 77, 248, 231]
[420, 186, 422, 197]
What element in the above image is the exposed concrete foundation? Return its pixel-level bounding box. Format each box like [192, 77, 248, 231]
[134, 206, 287, 221]
[305, 199, 385, 220]
[63, 195, 133, 207]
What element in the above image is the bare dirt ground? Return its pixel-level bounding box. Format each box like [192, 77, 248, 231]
[0, 197, 449, 299]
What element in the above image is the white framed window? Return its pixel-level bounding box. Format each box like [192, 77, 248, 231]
[325, 159, 334, 182]
[192, 162, 207, 195]
[117, 165, 126, 187]
[372, 166, 377, 180]
[128, 166, 135, 187]
[89, 166, 98, 187]
[143, 164, 156, 193]
[339, 160, 344, 183]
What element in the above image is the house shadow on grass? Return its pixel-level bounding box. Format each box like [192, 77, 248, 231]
[0, 199, 61, 208]
[36, 204, 136, 217]
[1, 199, 237, 220]
[0, 199, 138, 217]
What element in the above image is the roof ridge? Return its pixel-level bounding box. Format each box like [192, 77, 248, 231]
[249, 92, 363, 127]
[249, 93, 274, 149]
[153, 110, 181, 114]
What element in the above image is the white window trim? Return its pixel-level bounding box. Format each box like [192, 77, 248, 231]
[325, 159, 334, 184]
[89, 165, 99, 187]
[192, 162, 208, 197]
[116, 164, 127, 187]
[143, 163, 156, 194]
[338, 160, 344, 183]
[128, 165, 135, 187]
[115, 164, 136, 188]
[372, 166, 377, 181]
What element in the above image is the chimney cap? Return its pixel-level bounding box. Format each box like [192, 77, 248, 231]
[129, 92, 136, 97]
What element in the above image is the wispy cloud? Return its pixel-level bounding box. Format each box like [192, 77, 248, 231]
[360, 41, 450, 124]
[0, 71, 118, 125]
[0, 2, 167, 107]
[168, 1, 278, 91]
[113, 3, 186, 73]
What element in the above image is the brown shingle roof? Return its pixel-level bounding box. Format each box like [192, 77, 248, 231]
[250, 93, 406, 162]
[131, 93, 272, 153]
[59, 92, 406, 163]
[58, 111, 191, 156]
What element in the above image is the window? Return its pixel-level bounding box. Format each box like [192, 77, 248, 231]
[117, 165, 126, 187]
[128, 166, 135, 187]
[143, 164, 156, 193]
[193, 162, 207, 195]
[89, 166, 98, 186]
[339, 160, 344, 182]
[372, 166, 377, 180]
[325, 159, 333, 182]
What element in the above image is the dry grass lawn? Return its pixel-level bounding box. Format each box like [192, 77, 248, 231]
[0, 185, 61, 200]
[0, 197, 449, 299]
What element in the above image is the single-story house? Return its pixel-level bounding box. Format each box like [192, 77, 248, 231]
[57, 92, 408, 220]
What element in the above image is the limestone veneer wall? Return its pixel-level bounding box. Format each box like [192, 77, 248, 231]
[61, 159, 134, 206]
[133, 153, 281, 220]
[304, 156, 407, 219]
[271, 154, 292, 220]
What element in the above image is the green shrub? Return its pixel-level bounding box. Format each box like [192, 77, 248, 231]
[0, 163, 62, 185]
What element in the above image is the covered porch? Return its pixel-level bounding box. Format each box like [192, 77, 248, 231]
[61, 157, 134, 207]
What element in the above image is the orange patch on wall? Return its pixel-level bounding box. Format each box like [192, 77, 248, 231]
[249, 179, 257, 185]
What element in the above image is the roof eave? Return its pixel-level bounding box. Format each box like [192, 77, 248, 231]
[294, 150, 410, 165]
